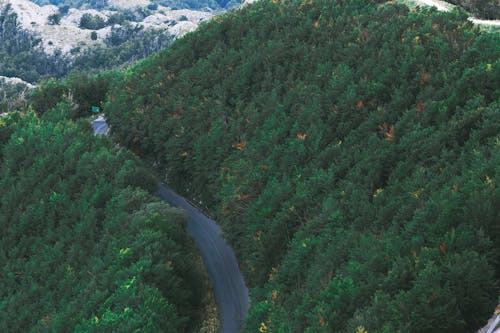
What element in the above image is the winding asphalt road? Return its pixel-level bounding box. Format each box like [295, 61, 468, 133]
[92, 117, 249, 332]
[411, 0, 500, 27]
[157, 185, 249, 333]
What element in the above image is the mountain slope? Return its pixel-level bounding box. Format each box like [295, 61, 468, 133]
[1, 0, 213, 55]
[105, 0, 499, 331]
[0, 110, 209, 332]
[31, 0, 243, 10]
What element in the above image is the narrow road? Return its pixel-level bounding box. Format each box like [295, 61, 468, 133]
[157, 186, 249, 333]
[92, 118, 249, 332]
[411, 0, 500, 27]
[92, 116, 108, 135]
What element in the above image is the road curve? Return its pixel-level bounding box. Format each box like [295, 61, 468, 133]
[91, 117, 249, 332]
[157, 185, 249, 333]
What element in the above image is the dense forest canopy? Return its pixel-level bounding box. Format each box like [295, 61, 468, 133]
[104, 0, 499, 331]
[0, 109, 208, 331]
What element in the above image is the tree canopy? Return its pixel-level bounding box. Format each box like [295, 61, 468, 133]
[104, 0, 499, 331]
[0, 108, 208, 332]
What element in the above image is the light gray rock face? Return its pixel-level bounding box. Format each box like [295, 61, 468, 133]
[0, 0, 213, 55]
[0, 76, 35, 89]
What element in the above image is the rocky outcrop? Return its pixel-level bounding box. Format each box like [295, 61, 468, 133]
[0, 76, 35, 89]
[0, 0, 213, 55]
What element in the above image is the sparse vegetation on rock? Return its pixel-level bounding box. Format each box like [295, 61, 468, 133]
[47, 12, 61, 24]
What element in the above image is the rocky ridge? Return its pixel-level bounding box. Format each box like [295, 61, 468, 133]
[0, 0, 213, 55]
[0, 76, 35, 89]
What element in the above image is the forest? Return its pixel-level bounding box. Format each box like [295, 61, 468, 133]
[0, 106, 211, 331]
[100, 0, 499, 331]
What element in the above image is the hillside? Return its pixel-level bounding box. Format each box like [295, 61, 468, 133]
[31, 0, 242, 11]
[0, 0, 234, 88]
[0, 108, 212, 331]
[104, 0, 499, 331]
[0, 0, 213, 55]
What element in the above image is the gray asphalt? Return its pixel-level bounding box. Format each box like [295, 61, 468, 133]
[91, 117, 249, 332]
[157, 185, 249, 333]
[92, 116, 108, 135]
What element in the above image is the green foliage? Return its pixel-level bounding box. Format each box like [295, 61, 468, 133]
[105, 0, 500, 331]
[47, 13, 61, 25]
[30, 70, 118, 117]
[0, 111, 205, 331]
[106, 10, 140, 25]
[79, 13, 107, 30]
[29, 78, 68, 115]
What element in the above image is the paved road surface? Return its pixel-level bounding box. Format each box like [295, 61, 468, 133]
[92, 116, 108, 135]
[157, 185, 249, 333]
[411, 0, 500, 26]
[91, 117, 249, 332]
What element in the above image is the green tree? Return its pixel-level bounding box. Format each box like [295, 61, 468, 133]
[0, 111, 207, 332]
[79, 13, 106, 30]
[104, 0, 499, 331]
[47, 13, 61, 25]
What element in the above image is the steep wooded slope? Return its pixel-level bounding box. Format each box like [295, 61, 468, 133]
[0, 110, 207, 332]
[105, 0, 499, 331]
